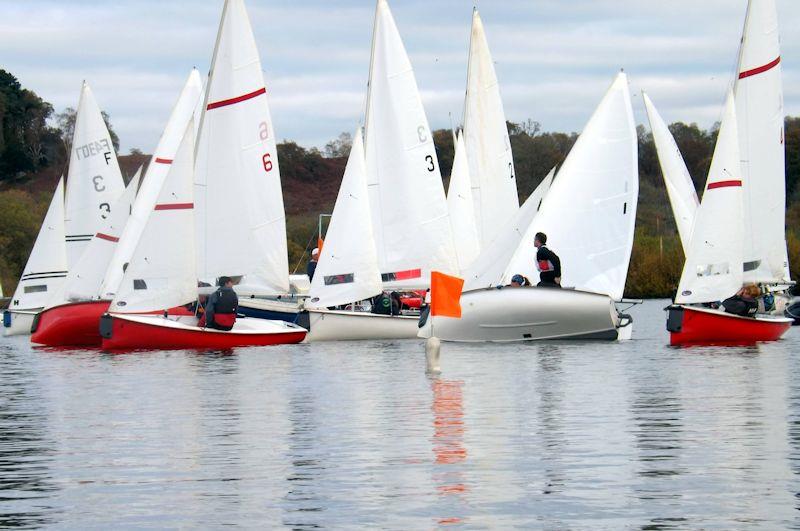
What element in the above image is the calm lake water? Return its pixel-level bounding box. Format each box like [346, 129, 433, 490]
[1, 299, 799, 529]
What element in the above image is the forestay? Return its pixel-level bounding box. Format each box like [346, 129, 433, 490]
[676, 92, 744, 304]
[464, 166, 555, 291]
[734, 0, 790, 283]
[502, 73, 638, 301]
[642, 92, 699, 254]
[111, 121, 197, 314]
[61, 169, 140, 301]
[63, 81, 125, 268]
[100, 69, 203, 299]
[307, 129, 382, 309]
[10, 178, 68, 310]
[364, 0, 458, 289]
[463, 9, 518, 248]
[195, 0, 289, 295]
[447, 131, 481, 272]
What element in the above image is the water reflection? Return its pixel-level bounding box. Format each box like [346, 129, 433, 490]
[535, 345, 566, 496]
[0, 346, 59, 528]
[430, 377, 467, 526]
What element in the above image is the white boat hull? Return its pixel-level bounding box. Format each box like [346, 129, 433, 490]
[418, 286, 630, 342]
[3, 309, 38, 336]
[301, 309, 419, 342]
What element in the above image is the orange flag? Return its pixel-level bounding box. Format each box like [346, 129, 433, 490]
[430, 271, 464, 318]
[317, 237, 324, 253]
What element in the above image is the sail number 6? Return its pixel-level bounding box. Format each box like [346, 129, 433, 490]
[262, 153, 273, 172]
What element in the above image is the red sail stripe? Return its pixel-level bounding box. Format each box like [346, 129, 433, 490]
[154, 157, 173, 164]
[207, 87, 267, 110]
[739, 56, 781, 79]
[707, 180, 742, 190]
[96, 232, 119, 242]
[154, 202, 194, 210]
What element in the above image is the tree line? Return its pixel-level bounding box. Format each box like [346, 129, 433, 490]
[1, 69, 799, 297]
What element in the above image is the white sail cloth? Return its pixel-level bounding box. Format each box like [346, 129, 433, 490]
[61, 169, 140, 301]
[194, 0, 289, 295]
[10, 178, 68, 310]
[111, 121, 197, 314]
[642, 92, 699, 254]
[63, 81, 125, 267]
[364, 0, 458, 289]
[676, 92, 744, 304]
[463, 9, 518, 248]
[447, 131, 481, 272]
[100, 69, 203, 299]
[734, 0, 790, 283]
[464, 166, 555, 291]
[502, 73, 638, 301]
[307, 129, 382, 309]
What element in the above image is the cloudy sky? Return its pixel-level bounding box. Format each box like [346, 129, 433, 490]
[2, 0, 799, 153]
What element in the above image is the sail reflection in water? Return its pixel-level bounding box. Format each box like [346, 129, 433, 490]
[430, 378, 468, 526]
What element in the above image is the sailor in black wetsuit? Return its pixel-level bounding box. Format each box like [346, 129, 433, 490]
[306, 248, 319, 281]
[534, 232, 561, 288]
[203, 276, 239, 330]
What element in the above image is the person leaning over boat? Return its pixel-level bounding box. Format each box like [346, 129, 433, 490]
[533, 232, 561, 287]
[721, 285, 760, 317]
[307, 248, 319, 281]
[201, 276, 239, 330]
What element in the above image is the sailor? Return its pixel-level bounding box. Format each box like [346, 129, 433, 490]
[202, 276, 239, 330]
[307, 248, 320, 281]
[721, 284, 760, 317]
[534, 232, 561, 287]
[510, 274, 531, 287]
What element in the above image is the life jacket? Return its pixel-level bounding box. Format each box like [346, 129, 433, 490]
[372, 293, 393, 315]
[536, 246, 555, 272]
[212, 288, 238, 327]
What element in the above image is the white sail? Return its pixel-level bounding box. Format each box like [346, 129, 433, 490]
[503, 73, 638, 301]
[676, 92, 744, 304]
[9, 178, 68, 310]
[464, 166, 555, 291]
[463, 8, 518, 248]
[61, 168, 140, 301]
[194, 0, 289, 295]
[111, 121, 197, 314]
[100, 69, 203, 299]
[364, 0, 458, 288]
[642, 92, 699, 254]
[307, 129, 382, 309]
[447, 131, 481, 272]
[63, 81, 125, 267]
[734, 0, 790, 283]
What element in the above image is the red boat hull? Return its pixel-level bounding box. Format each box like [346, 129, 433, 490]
[30, 300, 112, 347]
[667, 305, 792, 346]
[101, 314, 307, 350]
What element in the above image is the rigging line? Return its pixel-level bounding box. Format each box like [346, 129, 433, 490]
[291, 229, 318, 275]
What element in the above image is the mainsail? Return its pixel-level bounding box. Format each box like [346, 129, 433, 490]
[194, 0, 289, 294]
[447, 131, 481, 272]
[463, 8, 518, 248]
[642, 92, 699, 254]
[63, 81, 125, 267]
[363, 0, 458, 288]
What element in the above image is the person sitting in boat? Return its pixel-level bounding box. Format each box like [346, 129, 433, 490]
[307, 248, 320, 281]
[721, 284, 760, 318]
[510, 274, 531, 287]
[371, 291, 402, 316]
[201, 276, 239, 331]
[533, 232, 561, 288]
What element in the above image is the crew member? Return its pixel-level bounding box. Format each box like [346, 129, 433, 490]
[534, 232, 561, 287]
[307, 248, 320, 281]
[202, 276, 239, 330]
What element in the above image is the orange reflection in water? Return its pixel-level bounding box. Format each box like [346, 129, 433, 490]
[431, 378, 468, 527]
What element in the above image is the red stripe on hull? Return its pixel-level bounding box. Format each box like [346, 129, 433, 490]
[102, 317, 306, 350]
[739, 56, 781, 79]
[669, 306, 791, 346]
[31, 300, 111, 347]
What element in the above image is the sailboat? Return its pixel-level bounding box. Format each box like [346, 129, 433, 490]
[666, 92, 791, 345]
[463, 8, 519, 249]
[30, 72, 201, 347]
[4, 178, 68, 336]
[666, 0, 793, 345]
[100, 120, 306, 350]
[447, 130, 480, 272]
[419, 73, 638, 342]
[642, 93, 699, 253]
[295, 0, 458, 341]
